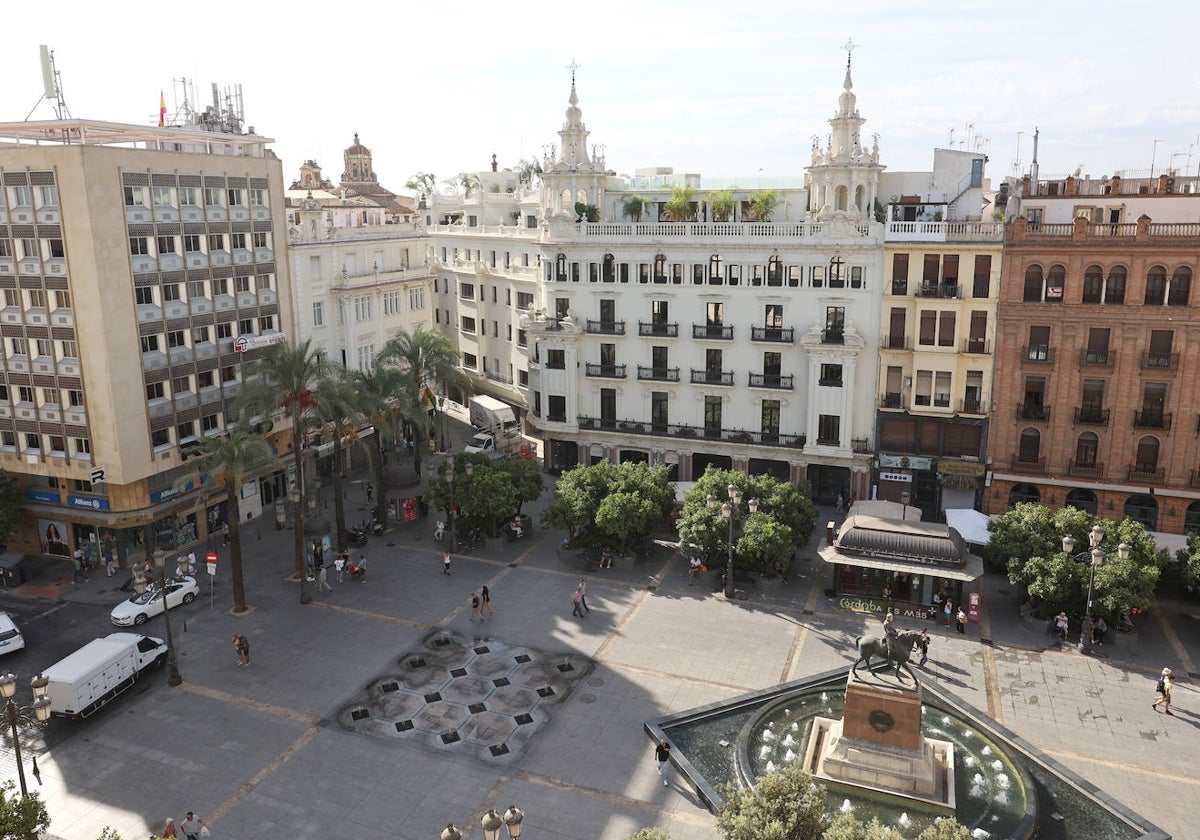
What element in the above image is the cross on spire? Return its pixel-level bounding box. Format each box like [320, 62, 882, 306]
[842, 37, 857, 65]
[567, 57, 580, 85]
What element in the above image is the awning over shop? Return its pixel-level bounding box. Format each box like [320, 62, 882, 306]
[818, 543, 984, 582]
[944, 508, 994, 546]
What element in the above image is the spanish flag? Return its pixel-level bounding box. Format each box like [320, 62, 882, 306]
[159, 91, 166, 127]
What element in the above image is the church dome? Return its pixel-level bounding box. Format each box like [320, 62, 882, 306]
[345, 132, 370, 155]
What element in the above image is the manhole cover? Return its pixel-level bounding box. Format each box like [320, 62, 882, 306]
[381, 682, 399, 693]
[351, 708, 370, 721]
[490, 744, 510, 756]
[450, 668, 468, 677]
[514, 654, 532, 664]
[587, 677, 604, 687]
[493, 678, 510, 688]
[424, 692, 442, 703]
[474, 646, 491, 654]
[515, 714, 533, 725]
[579, 694, 596, 704]
[395, 720, 414, 732]
[441, 732, 461, 744]
[468, 703, 486, 714]
[537, 687, 555, 698]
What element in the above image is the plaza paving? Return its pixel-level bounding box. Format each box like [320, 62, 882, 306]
[9, 471, 1199, 840]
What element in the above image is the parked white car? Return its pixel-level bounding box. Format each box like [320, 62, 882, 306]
[0, 613, 25, 655]
[110, 577, 199, 627]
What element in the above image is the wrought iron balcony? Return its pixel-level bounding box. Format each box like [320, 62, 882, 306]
[1141, 351, 1179, 371]
[962, 338, 991, 354]
[585, 319, 625, 335]
[1127, 464, 1165, 484]
[692, 324, 734, 340]
[1009, 454, 1047, 474]
[822, 329, 845, 345]
[1073, 406, 1110, 426]
[749, 373, 793, 389]
[690, 369, 735, 386]
[1133, 410, 1172, 430]
[1017, 403, 1050, 421]
[1021, 345, 1055, 365]
[1067, 460, 1104, 479]
[881, 335, 910, 350]
[851, 437, 871, 454]
[751, 326, 794, 343]
[880, 392, 904, 409]
[584, 363, 626, 379]
[959, 398, 984, 415]
[1078, 349, 1116, 368]
[890, 279, 908, 296]
[915, 283, 962, 299]
[638, 321, 678, 338]
[637, 366, 680, 382]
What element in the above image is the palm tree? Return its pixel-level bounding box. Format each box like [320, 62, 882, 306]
[622, 194, 647, 222]
[238, 338, 329, 605]
[377, 328, 473, 478]
[201, 429, 276, 612]
[707, 190, 736, 222]
[516, 158, 543, 190]
[459, 173, 482, 198]
[662, 186, 695, 222]
[310, 369, 366, 548]
[405, 172, 437, 199]
[351, 365, 425, 531]
[748, 190, 779, 222]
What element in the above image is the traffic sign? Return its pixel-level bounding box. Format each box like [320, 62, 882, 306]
[206, 551, 218, 576]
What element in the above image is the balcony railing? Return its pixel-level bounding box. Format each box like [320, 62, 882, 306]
[818, 376, 843, 387]
[584, 363, 626, 379]
[638, 321, 678, 338]
[575, 416, 806, 449]
[1133, 410, 1172, 430]
[1009, 454, 1047, 474]
[851, 437, 871, 454]
[1021, 345, 1055, 365]
[748, 373, 793, 389]
[483, 369, 514, 385]
[637, 366, 680, 382]
[890, 279, 908, 296]
[751, 326, 794, 343]
[1017, 403, 1050, 421]
[959, 398, 984, 415]
[880, 392, 904, 409]
[1079, 349, 1116, 368]
[882, 335, 911, 350]
[1067, 460, 1105, 479]
[1127, 465, 1165, 484]
[823, 329, 845, 345]
[962, 338, 991, 354]
[690, 369, 735, 386]
[1073, 406, 1110, 426]
[692, 324, 734, 340]
[1141, 351, 1179, 370]
[585, 319, 625, 335]
[915, 283, 962, 299]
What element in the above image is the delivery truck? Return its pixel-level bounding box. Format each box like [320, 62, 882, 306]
[43, 633, 168, 720]
[468, 396, 518, 437]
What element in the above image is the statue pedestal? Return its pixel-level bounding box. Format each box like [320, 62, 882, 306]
[804, 672, 955, 811]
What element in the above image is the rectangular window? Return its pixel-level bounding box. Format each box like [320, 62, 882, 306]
[238, 318, 253, 334]
[146, 382, 164, 400]
[355, 296, 372, 321]
[67, 389, 83, 406]
[167, 330, 186, 348]
[824, 307, 844, 342]
[383, 291, 401, 315]
[820, 363, 843, 386]
[20, 239, 38, 260]
[221, 366, 236, 383]
[217, 322, 232, 339]
[460, 281, 475, 300]
[357, 344, 375, 373]
[409, 287, 425, 310]
[17, 386, 33, 404]
[651, 391, 669, 433]
[937, 311, 956, 347]
[157, 236, 176, 255]
[818, 414, 841, 446]
[546, 349, 566, 369]
[517, 329, 527, 347]
[207, 234, 225, 252]
[516, 291, 534, 310]
[124, 186, 147, 207]
[151, 429, 170, 448]
[250, 188, 267, 206]
[183, 234, 201, 253]
[252, 232, 268, 249]
[888, 308, 906, 348]
[761, 400, 780, 441]
[130, 237, 149, 256]
[1028, 325, 1050, 360]
[202, 414, 220, 433]
[258, 316, 274, 332]
[204, 187, 223, 207]
[10, 338, 27, 356]
[73, 438, 90, 456]
[234, 276, 250, 294]
[934, 371, 952, 407]
[231, 233, 247, 250]
[140, 335, 160, 353]
[923, 254, 940, 285]
[163, 284, 180, 301]
[177, 421, 196, 443]
[892, 253, 909, 294]
[54, 290, 71, 309]
[25, 434, 41, 452]
[198, 370, 214, 388]
[178, 187, 199, 206]
[460, 316, 477, 333]
[704, 395, 722, 438]
[313, 301, 324, 326]
[39, 185, 58, 207]
[48, 239, 64, 258]
[28, 290, 46, 309]
[973, 255, 992, 297]
[764, 304, 783, 328]
[34, 338, 51, 357]
[919, 310, 936, 345]
[187, 280, 207, 299]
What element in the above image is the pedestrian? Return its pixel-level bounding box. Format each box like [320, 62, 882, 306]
[571, 586, 585, 618]
[688, 555, 702, 584]
[185, 550, 197, 576]
[1054, 611, 1069, 640]
[365, 483, 374, 504]
[232, 633, 250, 666]
[955, 607, 967, 634]
[163, 817, 178, 838]
[943, 598, 953, 627]
[577, 578, 590, 612]
[1153, 667, 1174, 715]
[434, 520, 446, 541]
[355, 553, 368, 582]
[917, 628, 931, 667]
[103, 549, 116, 577]
[655, 739, 672, 785]
[222, 520, 230, 545]
[317, 561, 333, 593]
[600, 547, 613, 569]
[836, 493, 845, 514]
[469, 591, 482, 621]
[334, 551, 346, 583]
[443, 551, 452, 575]
[180, 811, 206, 840]
[72, 548, 89, 584]
[481, 584, 493, 617]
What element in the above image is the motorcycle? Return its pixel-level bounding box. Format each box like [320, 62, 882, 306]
[348, 519, 371, 546]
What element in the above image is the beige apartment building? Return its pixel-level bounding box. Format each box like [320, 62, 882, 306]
[0, 119, 294, 566]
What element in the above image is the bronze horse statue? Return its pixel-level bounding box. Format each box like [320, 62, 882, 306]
[852, 630, 923, 682]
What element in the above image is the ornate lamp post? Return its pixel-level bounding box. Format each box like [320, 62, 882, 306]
[440, 825, 462, 840]
[0, 672, 51, 796]
[503, 805, 523, 838]
[1062, 524, 1130, 654]
[135, 549, 183, 686]
[445, 461, 474, 552]
[709, 483, 758, 599]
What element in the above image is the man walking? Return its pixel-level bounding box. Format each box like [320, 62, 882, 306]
[316, 559, 333, 593]
[577, 578, 590, 612]
[180, 811, 206, 840]
[571, 586, 585, 618]
[72, 548, 89, 584]
[469, 591, 482, 621]
[481, 585, 493, 618]
[232, 634, 250, 666]
[655, 739, 672, 786]
[917, 628, 931, 667]
[1153, 667, 1174, 715]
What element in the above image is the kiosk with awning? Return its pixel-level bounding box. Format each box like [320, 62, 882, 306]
[818, 501, 983, 621]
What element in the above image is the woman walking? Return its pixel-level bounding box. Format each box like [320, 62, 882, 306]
[481, 585, 493, 617]
[1153, 667, 1174, 715]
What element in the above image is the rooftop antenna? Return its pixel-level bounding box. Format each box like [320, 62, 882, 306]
[27, 45, 71, 121]
[1012, 130, 1024, 177]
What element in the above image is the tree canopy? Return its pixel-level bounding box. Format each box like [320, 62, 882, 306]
[542, 461, 674, 546]
[0, 470, 22, 549]
[0, 781, 50, 840]
[662, 186, 696, 222]
[429, 453, 544, 535]
[717, 766, 828, 840]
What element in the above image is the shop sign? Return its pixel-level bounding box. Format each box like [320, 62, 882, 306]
[151, 479, 195, 504]
[67, 495, 110, 511]
[837, 595, 938, 622]
[26, 489, 60, 504]
[878, 471, 913, 483]
[878, 454, 933, 470]
[937, 460, 986, 477]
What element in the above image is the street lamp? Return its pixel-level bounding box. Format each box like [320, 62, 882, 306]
[1062, 524, 1130, 654]
[0, 672, 51, 797]
[445, 461, 474, 552]
[900, 489, 910, 520]
[709, 483, 758, 599]
[135, 549, 183, 686]
[440, 825, 462, 840]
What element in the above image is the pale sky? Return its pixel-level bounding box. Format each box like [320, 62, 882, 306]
[4, 1, 1199, 196]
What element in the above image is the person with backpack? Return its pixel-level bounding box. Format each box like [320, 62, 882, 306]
[1153, 667, 1174, 715]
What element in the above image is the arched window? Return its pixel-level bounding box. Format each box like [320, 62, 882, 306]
[1008, 483, 1040, 507]
[555, 253, 567, 282]
[854, 185, 865, 213]
[1169, 266, 1192, 306]
[835, 186, 849, 211]
[1046, 264, 1066, 302]
[1065, 488, 1098, 515]
[709, 254, 722, 284]
[1074, 433, 1098, 467]
[560, 189, 572, 213]
[767, 256, 783, 286]
[1082, 265, 1104, 303]
[1124, 494, 1158, 531]
[1135, 436, 1160, 469]
[1185, 500, 1200, 536]
[1018, 428, 1041, 463]
[653, 254, 667, 283]
[602, 253, 615, 283]
[1023, 264, 1044, 302]
[1145, 265, 1167, 305]
[1102, 266, 1126, 304]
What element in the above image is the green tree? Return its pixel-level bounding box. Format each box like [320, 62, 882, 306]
[573, 201, 600, 222]
[747, 190, 779, 222]
[459, 173, 482, 198]
[429, 454, 518, 535]
[1179, 535, 1200, 596]
[0, 470, 22, 548]
[0, 780, 50, 840]
[543, 461, 616, 539]
[351, 364, 424, 531]
[737, 511, 794, 573]
[622, 194, 648, 222]
[915, 817, 971, 840]
[237, 338, 329, 604]
[595, 492, 660, 554]
[822, 814, 904, 840]
[707, 189, 736, 221]
[377, 328, 472, 478]
[404, 172, 437, 198]
[716, 766, 828, 840]
[500, 457, 545, 515]
[310, 369, 366, 547]
[201, 428, 276, 612]
[542, 461, 673, 545]
[662, 186, 696, 221]
[515, 158, 543, 190]
[627, 830, 670, 840]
